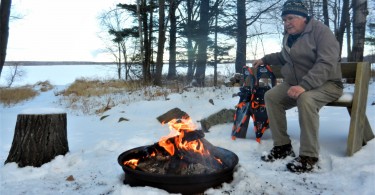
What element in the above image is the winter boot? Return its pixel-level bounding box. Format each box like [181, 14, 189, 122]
[286, 155, 319, 173]
[261, 144, 295, 162]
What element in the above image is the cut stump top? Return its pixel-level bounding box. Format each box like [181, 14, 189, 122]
[20, 107, 66, 115]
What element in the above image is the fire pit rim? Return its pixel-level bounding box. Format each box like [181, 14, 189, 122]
[118, 145, 239, 194]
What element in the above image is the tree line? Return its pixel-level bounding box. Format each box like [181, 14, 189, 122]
[1, 0, 374, 85]
[98, 0, 373, 86]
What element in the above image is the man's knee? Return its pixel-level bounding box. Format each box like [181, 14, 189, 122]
[265, 89, 276, 103]
[297, 93, 315, 108]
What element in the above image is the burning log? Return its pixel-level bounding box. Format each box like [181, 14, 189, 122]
[136, 152, 171, 174]
[156, 108, 189, 123]
[126, 129, 230, 175]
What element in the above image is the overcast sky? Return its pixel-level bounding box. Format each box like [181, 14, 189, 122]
[5, 0, 283, 63]
[7, 0, 128, 62]
[6, 0, 373, 62]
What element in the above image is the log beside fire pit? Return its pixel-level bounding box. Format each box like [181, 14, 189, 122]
[117, 118, 239, 194]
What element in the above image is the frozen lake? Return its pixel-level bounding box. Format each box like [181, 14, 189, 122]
[0, 63, 236, 86]
[1, 64, 116, 86]
[1, 63, 373, 87]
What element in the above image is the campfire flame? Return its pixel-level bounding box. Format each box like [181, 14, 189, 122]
[123, 159, 139, 169]
[159, 117, 209, 156]
[124, 117, 220, 170]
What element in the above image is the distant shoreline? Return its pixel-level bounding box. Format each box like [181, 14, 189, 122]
[4, 61, 117, 66]
[4, 60, 374, 67]
[4, 61, 237, 66]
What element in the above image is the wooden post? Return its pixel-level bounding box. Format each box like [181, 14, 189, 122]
[5, 111, 69, 167]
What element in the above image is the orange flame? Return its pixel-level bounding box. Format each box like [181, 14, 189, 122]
[158, 117, 209, 156]
[215, 157, 223, 164]
[123, 159, 139, 169]
[123, 117, 215, 170]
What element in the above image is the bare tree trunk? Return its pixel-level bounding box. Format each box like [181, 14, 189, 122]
[186, 0, 194, 81]
[194, 0, 209, 86]
[214, 3, 218, 86]
[235, 0, 246, 73]
[350, 0, 368, 61]
[155, 0, 166, 86]
[323, 0, 329, 27]
[147, 0, 153, 80]
[117, 42, 122, 79]
[0, 0, 11, 76]
[5, 113, 69, 167]
[335, 0, 350, 57]
[346, 14, 352, 61]
[137, 0, 145, 73]
[332, 0, 339, 33]
[168, 0, 178, 79]
[121, 42, 129, 80]
[143, 0, 151, 82]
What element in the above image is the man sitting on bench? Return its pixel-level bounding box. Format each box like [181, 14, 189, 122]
[252, 0, 343, 173]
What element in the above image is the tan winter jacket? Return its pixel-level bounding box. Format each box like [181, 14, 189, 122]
[262, 18, 342, 90]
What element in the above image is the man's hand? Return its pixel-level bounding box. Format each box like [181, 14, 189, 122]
[287, 85, 305, 99]
[252, 59, 264, 68]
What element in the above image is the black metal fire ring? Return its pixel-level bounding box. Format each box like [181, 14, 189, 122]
[118, 145, 239, 194]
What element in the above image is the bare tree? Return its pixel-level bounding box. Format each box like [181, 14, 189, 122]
[154, 0, 166, 86]
[167, 0, 180, 79]
[194, 0, 209, 86]
[0, 0, 12, 76]
[213, 1, 219, 86]
[365, 1, 375, 62]
[323, 0, 330, 26]
[235, 0, 246, 73]
[146, 0, 154, 81]
[335, 0, 350, 57]
[5, 63, 24, 88]
[180, 0, 199, 81]
[136, 0, 146, 79]
[234, 0, 282, 73]
[98, 7, 131, 80]
[350, 0, 368, 61]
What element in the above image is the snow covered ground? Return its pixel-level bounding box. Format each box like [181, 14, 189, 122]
[0, 70, 374, 194]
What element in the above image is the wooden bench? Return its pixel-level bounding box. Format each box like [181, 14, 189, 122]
[267, 62, 374, 156]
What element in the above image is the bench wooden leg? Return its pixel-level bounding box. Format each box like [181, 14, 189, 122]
[362, 116, 375, 144]
[346, 107, 374, 156]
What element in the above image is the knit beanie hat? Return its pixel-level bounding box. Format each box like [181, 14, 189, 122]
[281, 0, 308, 18]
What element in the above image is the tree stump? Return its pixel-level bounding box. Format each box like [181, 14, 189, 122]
[5, 111, 69, 167]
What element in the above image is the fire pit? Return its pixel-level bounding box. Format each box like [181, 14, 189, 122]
[117, 118, 239, 194]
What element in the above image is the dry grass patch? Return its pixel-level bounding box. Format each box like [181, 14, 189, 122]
[60, 78, 162, 115]
[62, 79, 146, 97]
[0, 86, 39, 106]
[59, 76, 231, 115]
[35, 80, 54, 92]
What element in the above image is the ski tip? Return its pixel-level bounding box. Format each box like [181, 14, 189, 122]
[256, 138, 261, 143]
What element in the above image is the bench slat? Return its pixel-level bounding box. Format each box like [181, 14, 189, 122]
[327, 92, 353, 107]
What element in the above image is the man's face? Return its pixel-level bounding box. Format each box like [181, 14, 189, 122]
[282, 14, 307, 35]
